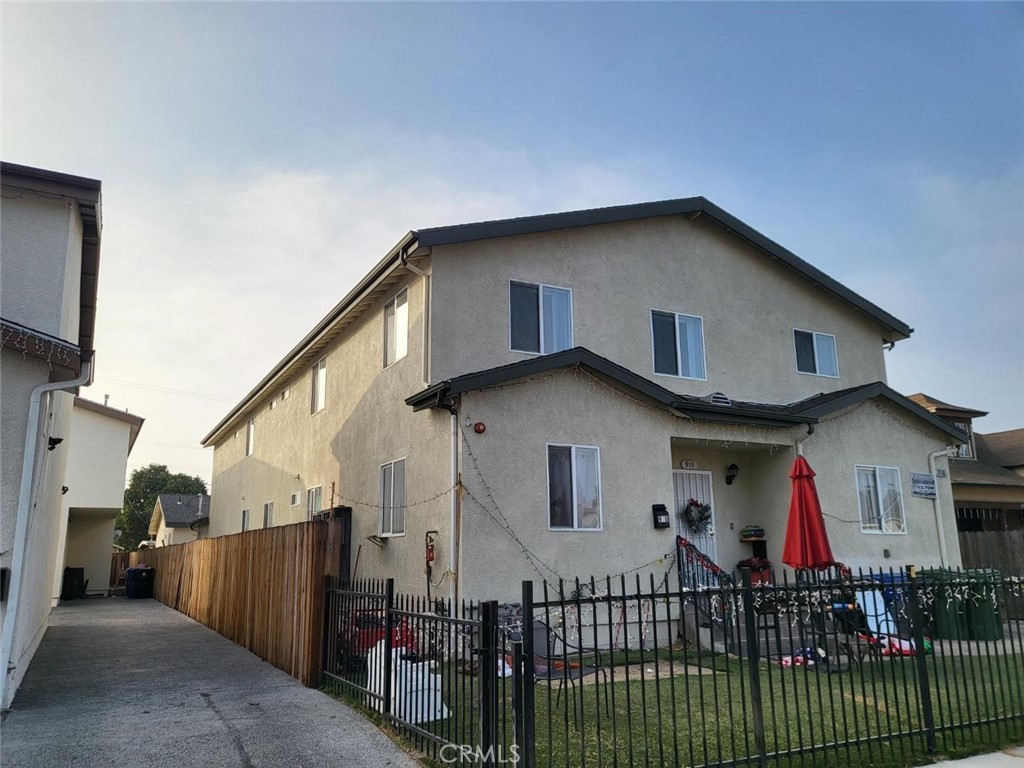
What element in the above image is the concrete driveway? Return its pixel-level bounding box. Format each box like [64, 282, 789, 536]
[1, 597, 421, 768]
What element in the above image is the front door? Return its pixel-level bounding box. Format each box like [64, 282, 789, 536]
[674, 470, 718, 578]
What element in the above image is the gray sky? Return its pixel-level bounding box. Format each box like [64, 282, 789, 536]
[3, 3, 1022, 486]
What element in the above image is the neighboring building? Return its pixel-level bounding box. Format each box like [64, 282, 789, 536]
[908, 395, 1024, 573]
[51, 397, 143, 600]
[149, 494, 211, 547]
[0, 162, 102, 709]
[203, 197, 967, 601]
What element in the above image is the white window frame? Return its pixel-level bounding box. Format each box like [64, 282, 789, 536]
[650, 308, 708, 381]
[794, 328, 840, 378]
[290, 492, 301, 507]
[855, 465, 906, 535]
[311, 357, 327, 414]
[241, 508, 250, 532]
[282, 387, 289, 401]
[545, 443, 603, 532]
[379, 458, 407, 537]
[508, 279, 574, 355]
[306, 485, 323, 521]
[951, 421, 975, 459]
[245, 418, 255, 457]
[263, 501, 274, 528]
[383, 288, 409, 369]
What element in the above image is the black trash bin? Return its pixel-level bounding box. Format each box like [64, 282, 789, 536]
[125, 566, 155, 599]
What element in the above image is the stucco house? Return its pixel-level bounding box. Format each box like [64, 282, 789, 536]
[51, 397, 143, 600]
[149, 493, 212, 547]
[202, 197, 966, 601]
[908, 394, 1023, 574]
[0, 161, 102, 708]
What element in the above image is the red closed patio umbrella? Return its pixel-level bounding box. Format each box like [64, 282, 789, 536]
[782, 455, 836, 570]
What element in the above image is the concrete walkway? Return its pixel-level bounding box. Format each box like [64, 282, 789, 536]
[1, 597, 421, 768]
[922, 746, 1024, 767]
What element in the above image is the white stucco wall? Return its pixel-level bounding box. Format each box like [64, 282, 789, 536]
[63, 515, 116, 596]
[0, 386, 75, 708]
[209, 269, 452, 594]
[430, 216, 890, 406]
[798, 399, 960, 572]
[51, 400, 135, 600]
[453, 370, 958, 602]
[0, 192, 79, 341]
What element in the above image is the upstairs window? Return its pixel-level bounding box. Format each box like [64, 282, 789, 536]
[306, 485, 322, 521]
[651, 310, 706, 380]
[952, 421, 974, 459]
[510, 281, 573, 354]
[241, 508, 251, 532]
[856, 466, 905, 534]
[384, 289, 409, 368]
[380, 459, 406, 536]
[290, 492, 301, 507]
[794, 330, 839, 377]
[547, 444, 602, 531]
[263, 501, 274, 528]
[311, 357, 327, 413]
[245, 418, 255, 456]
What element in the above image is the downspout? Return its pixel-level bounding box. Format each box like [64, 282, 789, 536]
[449, 404, 461, 604]
[0, 353, 94, 710]
[794, 423, 815, 456]
[928, 447, 955, 568]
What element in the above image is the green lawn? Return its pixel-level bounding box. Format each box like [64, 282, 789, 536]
[325, 651, 1024, 768]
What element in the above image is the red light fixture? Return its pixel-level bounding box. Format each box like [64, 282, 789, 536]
[474, 421, 486, 434]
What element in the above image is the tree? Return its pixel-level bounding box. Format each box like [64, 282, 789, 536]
[116, 464, 207, 550]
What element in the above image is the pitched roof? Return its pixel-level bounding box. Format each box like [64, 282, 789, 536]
[906, 393, 988, 419]
[156, 494, 211, 528]
[417, 197, 913, 341]
[406, 347, 965, 442]
[203, 196, 915, 446]
[977, 429, 1024, 469]
[949, 457, 1024, 487]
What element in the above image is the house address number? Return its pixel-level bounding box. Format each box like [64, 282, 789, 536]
[679, 460, 698, 470]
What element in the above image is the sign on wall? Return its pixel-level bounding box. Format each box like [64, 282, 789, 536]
[911, 472, 938, 499]
[679, 460, 698, 470]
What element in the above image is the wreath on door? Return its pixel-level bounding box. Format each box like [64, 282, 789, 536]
[681, 498, 713, 535]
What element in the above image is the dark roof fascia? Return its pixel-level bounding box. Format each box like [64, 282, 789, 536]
[1, 162, 102, 352]
[406, 347, 816, 429]
[793, 382, 970, 443]
[415, 197, 912, 341]
[201, 232, 419, 446]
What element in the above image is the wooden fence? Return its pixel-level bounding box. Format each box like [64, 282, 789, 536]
[128, 519, 345, 685]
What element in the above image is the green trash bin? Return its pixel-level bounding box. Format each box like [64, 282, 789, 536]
[919, 569, 968, 640]
[966, 569, 1003, 641]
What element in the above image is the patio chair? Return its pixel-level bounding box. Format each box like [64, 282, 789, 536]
[532, 619, 610, 727]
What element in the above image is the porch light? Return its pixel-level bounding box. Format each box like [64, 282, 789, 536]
[725, 463, 740, 485]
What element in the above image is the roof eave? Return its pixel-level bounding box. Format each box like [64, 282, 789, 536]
[201, 232, 420, 446]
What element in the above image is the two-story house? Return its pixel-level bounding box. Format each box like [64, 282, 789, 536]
[1, 162, 102, 708]
[202, 197, 966, 601]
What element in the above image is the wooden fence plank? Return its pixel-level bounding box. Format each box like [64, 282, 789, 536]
[128, 520, 336, 685]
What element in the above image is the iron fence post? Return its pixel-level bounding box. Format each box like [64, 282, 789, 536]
[741, 569, 768, 768]
[906, 565, 937, 753]
[382, 578, 395, 718]
[479, 600, 499, 768]
[521, 581, 536, 768]
[321, 574, 333, 679]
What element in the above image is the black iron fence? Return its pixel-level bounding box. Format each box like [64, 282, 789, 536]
[323, 567, 1024, 767]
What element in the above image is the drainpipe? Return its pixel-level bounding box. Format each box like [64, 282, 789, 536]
[449, 405, 460, 603]
[0, 354, 94, 710]
[794, 423, 815, 456]
[928, 447, 956, 568]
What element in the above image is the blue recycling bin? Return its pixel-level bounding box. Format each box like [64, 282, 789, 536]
[125, 566, 155, 599]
